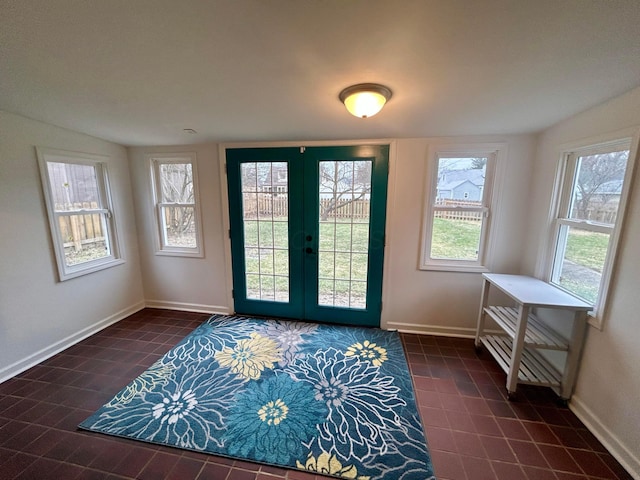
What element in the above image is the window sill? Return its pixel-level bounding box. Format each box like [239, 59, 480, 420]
[419, 263, 489, 273]
[59, 258, 125, 282]
[154, 249, 204, 258]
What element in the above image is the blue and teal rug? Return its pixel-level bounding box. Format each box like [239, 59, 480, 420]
[79, 315, 436, 480]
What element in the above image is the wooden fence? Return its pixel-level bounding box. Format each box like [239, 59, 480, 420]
[434, 198, 483, 222]
[242, 194, 370, 219]
[55, 202, 105, 250]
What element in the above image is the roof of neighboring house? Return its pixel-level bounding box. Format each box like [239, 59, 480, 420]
[438, 169, 485, 191]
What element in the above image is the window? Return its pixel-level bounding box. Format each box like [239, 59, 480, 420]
[420, 144, 503, 271]
[149, 153, 203, 257]
[37, 148, 123, 281]
[549, 138, 636, 326]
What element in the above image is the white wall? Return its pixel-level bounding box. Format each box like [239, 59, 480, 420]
[127, 136, 535, 335]
[127, 145, 230, 313]
[0, 111, 145, 381]
[522, 86, 640, 478]
[382, 135, 536, 335]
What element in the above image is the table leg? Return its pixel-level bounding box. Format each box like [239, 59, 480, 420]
[475, 278, 490, 348]
[561, 311, 588, 400]
[507, 304, 530, 397]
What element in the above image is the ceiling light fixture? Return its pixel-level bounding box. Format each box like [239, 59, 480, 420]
[339, 83, 392, 118]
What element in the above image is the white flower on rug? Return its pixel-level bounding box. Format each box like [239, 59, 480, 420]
[260, 320, 318, 366]
[86, 360, 244, 451]
[152, 389, 198, 424]
[285, 347, 407, 461]
[107, 360, 174, 407]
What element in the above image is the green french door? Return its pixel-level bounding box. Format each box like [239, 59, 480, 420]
[226, 145, 388, 327]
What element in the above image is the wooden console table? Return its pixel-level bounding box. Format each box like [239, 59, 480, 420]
[475, 273, 592, 401]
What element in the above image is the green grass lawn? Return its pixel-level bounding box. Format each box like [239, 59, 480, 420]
[564, 228, 609, 272]
[242, 219, 369, 299]
[240, 217, 608, 303]
[430, 218, 481, 260]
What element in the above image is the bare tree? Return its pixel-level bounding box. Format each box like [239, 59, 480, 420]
[470, 157, 487, 169]
[573, 151, 628, 221]
[161, 163, 195, 235]
[319, 161, 371, 221]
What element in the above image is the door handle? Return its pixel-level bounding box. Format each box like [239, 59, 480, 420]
[305, 247, 315, 254]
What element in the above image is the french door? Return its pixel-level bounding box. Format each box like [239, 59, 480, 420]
[226, 145, 388, 327]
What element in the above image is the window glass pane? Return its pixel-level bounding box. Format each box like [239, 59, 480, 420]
[569, 150, 629, 224]
[430, 214, 481, 261]
[555, 226, 610, 304]
[436, 157, 487, 206]
[59, 213, 110, 266]
[161, 206, 197, 247]
[46, 162, 100, 211]
[159, 163, 194, 203]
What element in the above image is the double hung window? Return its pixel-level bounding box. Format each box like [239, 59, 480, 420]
[420, 144, 503, 271]
[37, 148, 122, 281]
[150, 153, 203, 257]
[550, 138, 636, 325]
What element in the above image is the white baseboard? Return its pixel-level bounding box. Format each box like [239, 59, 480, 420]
[0, 301, 145, 384]
[145, 299, 231, 315]
[386, 321, 502, 338]
[570, 395, 640, 480]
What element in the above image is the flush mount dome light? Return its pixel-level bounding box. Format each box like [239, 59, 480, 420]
[339, 83, 392, 118]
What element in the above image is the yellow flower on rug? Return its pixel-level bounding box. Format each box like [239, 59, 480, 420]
[344, 340, 388, 367]
[108, 361, 174, 406]
[215, 332, 281, 380]
[297, 451, 370, 480]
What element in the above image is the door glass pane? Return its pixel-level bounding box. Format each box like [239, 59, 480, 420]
[569, 150, 629, 224]
[317, 160, 372, 309]
[241, 162, 289, 302]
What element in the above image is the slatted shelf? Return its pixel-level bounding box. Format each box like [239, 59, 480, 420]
[480, 335, 562, 388]
[484, 306, 569, 350]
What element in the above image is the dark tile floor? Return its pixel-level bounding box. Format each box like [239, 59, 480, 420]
[0, 309, 633, 480]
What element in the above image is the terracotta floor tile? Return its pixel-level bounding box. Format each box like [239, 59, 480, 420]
[509, 440, 550, 468]
[568, 449, 617, 478]
[0, 310, 633, 480]
[452, 431, 486, 458]
[425, 426, 457, 452]
[460, 455, 495, 480]
[522, 421, 561, 445]
[479, 435, 517, 463]
[491, 461, 528, 480]
[496, 417, 532, 440]
[432, 449, 467, 480]
[470, 414, 502, 437]
[536, 444, 583, 474]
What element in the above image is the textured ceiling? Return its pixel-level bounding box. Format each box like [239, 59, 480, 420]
[1, 0, 640, 146]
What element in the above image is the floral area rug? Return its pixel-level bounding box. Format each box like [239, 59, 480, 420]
[79, 315, 436, 480]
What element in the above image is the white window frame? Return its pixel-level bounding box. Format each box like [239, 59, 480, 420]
[36, 148, 123, 281]
[149, 153, 204, 257]
[547, 134, 638, 328]
[420, 143, 505, 272]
